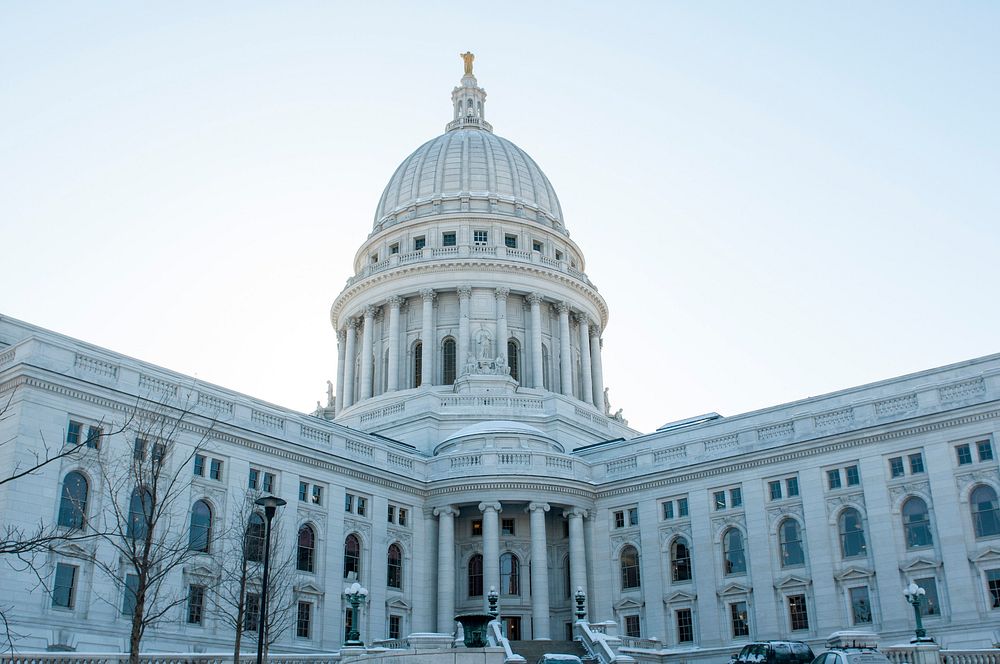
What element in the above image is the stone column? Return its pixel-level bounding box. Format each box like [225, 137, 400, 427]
[342, 318, 358, 409]
[590, 328, 605, 412]
[359, 305, 376, 400]
[528, 293, 544, 389]
[433, 505, 459, 633]
[458, 286, 472, 367]
[495, 287, 509, 366]
[335, 328, 346, 413]
[386, 296, 403, 392]
[576, 314, 593, 405]
[564, 507, 589, 614]
[557, 303, 573, 397]
[528, 502, 551, 639]
[480, 502, 502, 612]
[420, 289, 436, 387]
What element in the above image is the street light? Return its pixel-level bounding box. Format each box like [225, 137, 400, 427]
[903, 582, 931, 642]
[487, 585, 499, 619]
[254, 494, 287, 664]
[344, 582, 369, 647]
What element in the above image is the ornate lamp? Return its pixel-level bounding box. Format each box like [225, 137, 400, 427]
[253, 495, 287, 664]
[574, 586, 587, 621]
[487, 585, 499, 619]
[344, 582, 369, 647]
[903, 582, 931, 642]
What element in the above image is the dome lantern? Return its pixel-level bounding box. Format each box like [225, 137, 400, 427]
[447, 52, 492, 133]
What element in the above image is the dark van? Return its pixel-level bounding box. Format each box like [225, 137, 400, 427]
[733, 641, 815, 664]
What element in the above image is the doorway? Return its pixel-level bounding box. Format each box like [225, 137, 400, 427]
[503, 616, 522, 640]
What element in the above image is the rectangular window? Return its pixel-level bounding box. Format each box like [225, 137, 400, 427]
[889, 457, 905, 478]
[730, 601, 749, 637]
[714, 491, 726, 510]
[978, 440, 994, 462]
[505, 234, 517, 249]
[827, 469, 842, 490]
[344, 492, 354, 511]
[532, 240, 543, 253]
[66, 421, 82, 447]
[388, 505, 395, 523]
[122, 573, 140, 616]
[676, 608, 694, 643]
[628, 508, 639, 526]
[370, 254, 378, 264]
[663, 502, 674, 520]
[133, 438, 146, 460]
[262, 472, 275, 493]
[614, 510, 625, 528]
[194, 454, 205, 477]
[389, 243, 399, 255]
[354, 494, 364, 513]
[209, 458, 222, 481]
[244, 593, 261, 632]
[442, 232, 456, 247]
[788, 594, 809, 630]
[624, 614, 640, 638]
[187, 584, 205, 625]
[312, 485, 323, 506]
[297, 601, 312, 638]
[85, 425, 102, 449]
[555, 249, 564, 261]
[52, 563, 77, 609]
[849, 586, 872, 624]
[249, 468, 259, 490]
[299, 482, 308, 502]
[730, 488, 743, 508]
[769, 481, 782, 501]
[398, 508, 407, 526]
[502, 518, 516, 535]
[909, 453, 925, 474]
[786, 477, 799, 497]
[916, 578, 940, 616]
[151, 443, 165, 465]
[677, 498, 689, 517]
[473, 230, 488, 245]
[957, 444, 973, 465]
[845, 465, 860, 486]
[413, 236, 425, 250]
[986, 569, 1000, 609]
[472, 519, 483, 536]
[389, 614, 402, 640]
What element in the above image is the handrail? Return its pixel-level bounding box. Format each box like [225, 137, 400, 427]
[489, 619, 526, 664]
[575, 621, 634, 664]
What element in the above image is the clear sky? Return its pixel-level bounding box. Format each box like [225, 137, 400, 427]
[2, 2, 998, 434]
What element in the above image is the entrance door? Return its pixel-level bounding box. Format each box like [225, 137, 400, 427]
[503, 616, 522, 640]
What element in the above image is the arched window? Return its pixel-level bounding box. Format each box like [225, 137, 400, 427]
[344, 533, 361, 579]
[671, 537, 692, 582]
[971, 485, 1000, 538]
[902, 497, 933, 548]
[442, 338, 457, 385]
[500, 552, 520, 595]
[507, 340, 520, 382]
[127, 487, 152, 540]
[245, 513, 265, 562]
[779, 519, 805, 567]
[620, 545, 641, 589]
[298, 524, 316, 572]
[57, 471, 88, 530]
[188, 500, 212, 552]
[387, 543, 403, 589]
[839, 508, 868, 558]
[413, 342, 423, 388]
[723, 528, 746, 575]
[468, 554, 484, 597]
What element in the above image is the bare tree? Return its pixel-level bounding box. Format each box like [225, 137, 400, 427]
[89, 397, 215, 664]
[214, 489, 296, 664]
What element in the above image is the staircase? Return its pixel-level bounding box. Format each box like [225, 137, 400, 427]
[508, 640, 592, 664]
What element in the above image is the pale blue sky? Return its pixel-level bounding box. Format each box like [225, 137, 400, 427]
[2, 3, 998, 433]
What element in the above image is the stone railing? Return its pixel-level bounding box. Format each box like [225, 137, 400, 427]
[941, 651, 1000, 664]
[0, 654, 342, 664]
[617, 637, 661, 651]
[370, 638, 409, 650]
[576, 621, 635, 664]
[885, 646, 917, 664]
[882, 647, 1000, 664]
[488, 619, 526, 664]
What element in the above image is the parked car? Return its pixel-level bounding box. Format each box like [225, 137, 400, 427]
[732, 641, 816, 664]
[536, 655, 583, 664]
[811, 649, 891, 664]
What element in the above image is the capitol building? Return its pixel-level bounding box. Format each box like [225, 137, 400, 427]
[2, 56, 999, 659]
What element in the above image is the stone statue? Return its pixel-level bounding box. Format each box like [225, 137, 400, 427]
[460, 51, 475, 75]
[475, 328, 494, 361]
[603, 387, 611, 415]
[326, 380, 335, 408]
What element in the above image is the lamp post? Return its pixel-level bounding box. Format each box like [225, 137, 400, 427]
[254, 494, 287, 664]
[903, 582, 930, 642]
[487, 585, 499, 619]
[574, 587, 587, 621]
[344, 582, 369, 647]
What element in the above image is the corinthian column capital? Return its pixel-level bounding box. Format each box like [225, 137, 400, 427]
[526, 292, 544, 306]
[457, 285, 473, 300]
[420, 288, 436, 302]
[363, 304, 377, 320]
[556, 301, 571, 315]
[348, 317, 360, 330]
[387, 295, 404, 309]
[337, 328, 347, 344]
[574, 313, 592, 327]
[495, 286, 510, 301]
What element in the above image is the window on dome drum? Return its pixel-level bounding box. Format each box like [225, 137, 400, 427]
[387, 543, 403, 589]
[620, 545, 641, 589]
[505, 234, 517, 249]
[624, 614, 640, 638]
[245, 593, 260, 631]
[370, 253, 378, 264]
[413, 236, 425, 250]
[532, 240, 543, 253]
[555, 250, 563, 261]
[473, 230, 488, 245]
[915, 578, 940, 616]
[779, 518, 805, 567]
[987, 569, 1000, 608]
[468, 554, 484, 597]
[344, 534, 361, 579]
[187, 584, 205, 625]
[442, 232, 456, 247]
[188, 500, 212, 553]
[390, 243, 399, 255]
[442, 338, 457, 384]
[471, 519, 483, 536]
[507, 340, 519, 382]
[730, 601, 749, 638]
[245, 513, 265, 562]
[723, 528, 746, 575]
[297, 524, 316, 572]
[676, 608, 694, 643]
[839, 508, 867, 558]
[850, 586, 873, 624]
[296, 601, 312, 638]
[58, 471, 88, 530]
[500, 552, 520, 595]
[971, 485, 1000, 538]
[51, 563, 77, 609]
[902, 497, 933, 548]
[413, 341, 422, 388]
[788, 594, 809, 630]
[501, 518, 516, 536]
[671, 537, 692, 582]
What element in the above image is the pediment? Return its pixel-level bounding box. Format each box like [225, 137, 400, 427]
[970, 547, 1000, 564]
[613, 597, 644, 610]
[899, 557, 941, 573]
[774, 574, 812, 590]
[663, 590, 697, 604]
[295, 582, 324, 596]
[184, 564, 217, 578]
[53, 542, 90, 559]
[834, 566, 874, 582]
[387, 597, 411, 610]
[717, 582, 752, 597]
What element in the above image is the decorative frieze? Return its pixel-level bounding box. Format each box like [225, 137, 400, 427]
[826, 492, 866, 517]
[344, 517, 372, 542]
[251, 409, 285, 431]
[758, 421, 793, 443]
[875, 394, 917, 418]
[887, 480, 931, 507]
[74, 353, 118, 380]
[387, 527, 412, 548]
[814, 407, 854, 429]
[658, 523, 692, 548]
[956, 469, 1000, 495]
[300, 424, 331, 445]
[710, 513, 747, 537]
[766, 503, 804, 530]
[939, 377, 986, 404]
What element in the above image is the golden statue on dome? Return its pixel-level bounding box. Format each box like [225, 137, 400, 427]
[460, 51, 475, 75]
